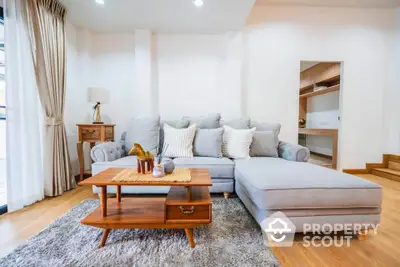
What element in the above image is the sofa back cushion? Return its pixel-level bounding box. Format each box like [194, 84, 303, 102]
[250, 121, 281, 149]
[250, 131, 279, 157]
[163, 124, 196, 158]
[125, 116, 160, 155]
[193, 128, 224, 158]
[182, 113, 221, 129]
[220, 117, 250, 129]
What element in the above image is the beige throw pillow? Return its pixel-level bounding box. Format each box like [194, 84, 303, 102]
[222, 125, 255, 159]
[163, 124, 196, 158]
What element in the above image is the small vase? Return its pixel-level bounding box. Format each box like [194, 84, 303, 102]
[152, 164, 165, 178]
[162, 158, 175, 174]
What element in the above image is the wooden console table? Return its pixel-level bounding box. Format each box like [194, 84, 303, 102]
[298, 128, 338, 169]
[76, 124, 115, 181]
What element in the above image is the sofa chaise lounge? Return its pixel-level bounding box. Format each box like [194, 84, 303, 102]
[90, 115, 382, 233]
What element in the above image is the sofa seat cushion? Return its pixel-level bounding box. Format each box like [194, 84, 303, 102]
[234, 157, 382, 210]
[93, 155, 138, 167]
[92, 156, 138, 175]
[173, 157, 234, 178]
[236, 181, 381, 232]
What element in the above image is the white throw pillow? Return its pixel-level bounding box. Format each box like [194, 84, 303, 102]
[222, 125, 256, 159]
[163, 124, 196, 158]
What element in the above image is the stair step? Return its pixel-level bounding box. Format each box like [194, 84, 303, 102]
[388, 155, 400, 163]
[388, 161, 400, 171]
[372, 168, 400, 182]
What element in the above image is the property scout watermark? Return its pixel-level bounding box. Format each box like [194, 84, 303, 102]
[260, 212, 380, 248]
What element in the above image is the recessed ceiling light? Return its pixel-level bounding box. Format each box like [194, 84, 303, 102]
[95, 0, 105, 5]
[193, 0, 204, 8]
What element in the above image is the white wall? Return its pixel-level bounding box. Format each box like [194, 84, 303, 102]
[156, 33, 244, 120]
[245, 5, 397, 169]
[90, 33, 136, 138]
[382, 7, 400, 154]
[65, 21, 81, 175]
[65, 26, 136, 174]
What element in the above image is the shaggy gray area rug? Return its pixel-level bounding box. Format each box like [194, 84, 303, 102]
[0, 198, 280, 267]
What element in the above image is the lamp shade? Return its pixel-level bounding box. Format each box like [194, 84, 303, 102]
[88, 87, 109, 104]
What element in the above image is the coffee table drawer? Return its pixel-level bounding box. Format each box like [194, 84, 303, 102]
[166, 204, 211, 222]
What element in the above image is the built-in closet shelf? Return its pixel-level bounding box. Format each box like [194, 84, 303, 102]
[299, 84, 340, 99]
[299, 74, 340, 93]
[298, 128, 338, 136]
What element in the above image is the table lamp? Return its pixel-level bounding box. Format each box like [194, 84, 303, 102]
[88, 87, 109, 124]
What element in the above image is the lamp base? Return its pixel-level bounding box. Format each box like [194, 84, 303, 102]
[92, 122, 104, 124]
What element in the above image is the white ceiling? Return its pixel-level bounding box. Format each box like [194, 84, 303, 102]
[256, 0, 400, 8]
[60, 0, 256, 33]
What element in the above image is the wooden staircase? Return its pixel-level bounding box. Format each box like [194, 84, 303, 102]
[344, 154, 400, 182]
[371, 155, 400, 182]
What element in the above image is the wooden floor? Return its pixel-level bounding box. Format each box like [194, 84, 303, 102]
[308, 154, 332, 169]
[0, 174, 399, 266]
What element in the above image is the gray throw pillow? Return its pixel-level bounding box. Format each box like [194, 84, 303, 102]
[193, 128, 224, 158]
[221, 117, 250, 129]
[159, 119, 190, 154]
[125, 116, 160, 155]
[183, 113, 221, 129]
[250, 131, 278, 157]
[250, 121, 281, 148]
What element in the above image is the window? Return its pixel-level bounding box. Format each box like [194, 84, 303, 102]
[0, 6, 6, 215]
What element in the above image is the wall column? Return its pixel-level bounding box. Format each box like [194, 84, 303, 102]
[134, 29, 155, 116]
[221, 31, 244, 119]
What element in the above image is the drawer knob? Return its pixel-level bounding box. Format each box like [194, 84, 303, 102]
[179, 206, 195, 214]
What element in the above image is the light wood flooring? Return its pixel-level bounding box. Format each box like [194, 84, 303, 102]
[308, 153, 332, 169]
[0, 174, 399, 266]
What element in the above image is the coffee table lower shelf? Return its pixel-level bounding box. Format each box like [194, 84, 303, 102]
[81, 186, 212, 248]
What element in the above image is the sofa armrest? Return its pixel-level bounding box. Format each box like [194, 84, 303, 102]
[91, 142, 125, 163]
[278, 141, 310, 162]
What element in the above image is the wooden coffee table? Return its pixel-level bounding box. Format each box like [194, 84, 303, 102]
[79, 168, 212, 248]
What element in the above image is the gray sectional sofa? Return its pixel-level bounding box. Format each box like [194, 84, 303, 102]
[90, 114, 382, 233]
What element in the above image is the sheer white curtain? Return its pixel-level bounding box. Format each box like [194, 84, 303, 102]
[5, 0, 45, 212]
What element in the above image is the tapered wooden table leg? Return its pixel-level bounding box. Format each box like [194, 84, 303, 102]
[116, 185, 121, 203]
[185, 228, 195, 248]
[77, 142, 84, 182]
[99, 229, 110, 248]
[100, 186, 107, 217]
[357, 229, 369, 240]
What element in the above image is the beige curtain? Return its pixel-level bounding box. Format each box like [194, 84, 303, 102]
[23, 0, 75, 196]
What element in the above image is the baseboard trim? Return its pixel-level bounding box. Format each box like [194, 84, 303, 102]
[343, 169, 369, 174]
[343, 154, 400, 175]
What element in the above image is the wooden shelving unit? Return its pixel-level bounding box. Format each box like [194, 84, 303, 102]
[299, 84, 340, 99]
[300, 74, 340, 94]
[299, 62, 341, 170]
[298, 128, 338, 136]
[299, 62, 341, 93]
